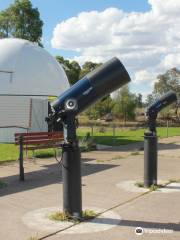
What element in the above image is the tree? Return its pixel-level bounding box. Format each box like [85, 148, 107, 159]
[154, 68, 180, 97]
[113, 86, 136, 122]
[85, 95, 115, 120]
[56, 56, 81, 85]
[80, 61, 102, 78]
[145, 94, 154, 106]
[0, 0, 43, 45]
[153, 68, 180, 118]
[0, 10, 12, 38]
[135, 93, 143, 108]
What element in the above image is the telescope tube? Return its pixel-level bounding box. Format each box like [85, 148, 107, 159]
[52, 57, 131, 115]
[146, 90, 177, 133]
[144, 90, 177, 187]
[146, 90, 177, 118]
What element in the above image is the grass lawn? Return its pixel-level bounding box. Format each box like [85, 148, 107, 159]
[77, 127, 180, 146]
[0, 144, 19, 163]
[0, 144, 60, 163]
[0, 127, 180, 162]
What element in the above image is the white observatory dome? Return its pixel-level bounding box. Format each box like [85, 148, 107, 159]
[0, 38, 70, 96]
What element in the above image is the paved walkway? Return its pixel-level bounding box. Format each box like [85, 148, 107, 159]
[0, 136, 180, 240]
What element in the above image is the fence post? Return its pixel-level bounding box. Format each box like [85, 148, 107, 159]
[166, 120, 169, 137]
[19, 135, 24, 181]
[112, 124, 116, 144]
[112, 124, 116, 137]
[91, 125, 94, 137]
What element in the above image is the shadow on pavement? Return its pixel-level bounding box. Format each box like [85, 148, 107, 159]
[120, 219, 180, 232]
[163, 185, 180, 190]
[158, 142, 180, 150]
[98, 140, 180, 152]
[0, 159, 119, 197]
[92, 217, 180, 231]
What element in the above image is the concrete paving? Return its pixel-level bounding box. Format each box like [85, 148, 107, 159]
[0, 136, 180, 240]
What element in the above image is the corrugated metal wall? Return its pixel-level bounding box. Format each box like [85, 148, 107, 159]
[0, 127, 28, 143]
[0, 97, 48, 143]
[30, 98, 48, 132]
[0, 96, 31, 128]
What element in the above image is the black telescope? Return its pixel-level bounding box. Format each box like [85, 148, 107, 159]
[144, 90, 177, 187]
[51, 57, 130, 117]
[146, 90, 177, 133]
[49, 57, 131, 219]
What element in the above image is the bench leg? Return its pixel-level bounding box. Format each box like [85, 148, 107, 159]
[19, 136, 24, 181]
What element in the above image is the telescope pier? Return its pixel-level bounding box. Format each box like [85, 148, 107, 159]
[144, 132, 157, 187]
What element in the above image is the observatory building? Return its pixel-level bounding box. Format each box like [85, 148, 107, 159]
[0, 38, 69, 142]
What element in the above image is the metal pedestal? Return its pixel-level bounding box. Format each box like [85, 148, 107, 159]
[61, 111, 82, 219]
[62, 143, 82, 218]
[144, 132, 158, 187]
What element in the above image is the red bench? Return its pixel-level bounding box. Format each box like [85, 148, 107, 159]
[15, 131, 64, 181]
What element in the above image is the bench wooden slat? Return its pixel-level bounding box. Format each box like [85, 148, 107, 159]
[15, 136, 64, 144]
[15, 135, 63, 141]
[15, 137, 63, 142]
[15, 138, 63, 144]
[15, 139, 63, 145]
[15, 131, 63, 137]
[15, 134, 63, 139]
[15, 134, 63, 140]
[15, 131, 64, 145]
[24, 144, 61, 150]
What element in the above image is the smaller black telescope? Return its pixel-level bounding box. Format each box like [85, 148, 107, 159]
[146, 90, 177, 133]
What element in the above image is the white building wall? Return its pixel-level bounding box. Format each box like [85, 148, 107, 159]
[0, 96, 31, 128]
[0, 127, 28, 143]
[30, 98, 48, 132]
[0, 97, 48, 143]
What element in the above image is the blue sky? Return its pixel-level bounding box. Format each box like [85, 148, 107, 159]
[0, 0, 150, 57]
[0, 0, 179, 98]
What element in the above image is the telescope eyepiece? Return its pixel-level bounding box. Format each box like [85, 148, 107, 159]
[65, 99, 78, 111]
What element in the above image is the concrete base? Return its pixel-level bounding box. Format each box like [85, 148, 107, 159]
[23, 206, 121, 234]
[116, 180, 149, 193]
[154, 182, 180, 193]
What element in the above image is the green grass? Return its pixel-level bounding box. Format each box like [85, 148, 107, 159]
[28, 236, 38, 240]
[131, 151, 140, 155]
[49, 209, 97, 222]
[0, 144, 60, 163]
[135, 182, 144, 188]
[49, 211, 71, 222]
[77, 127, 144, 145]
[112, 155, 123, 160]
[0, 144, 20, 163]
[149, 184, 164, 191]
[0, 127, 180, 163]
[33, 148, 61, 158]
[135, 182, 164, 191]
[77, 127, 180, 146]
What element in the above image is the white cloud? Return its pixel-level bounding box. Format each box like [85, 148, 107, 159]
[51, 1, 180, 98]
[134, 70, 154, 84]
[161, 54, 180, 69]
[148, 0, 180, 15]
[51, 8, 123, 50]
